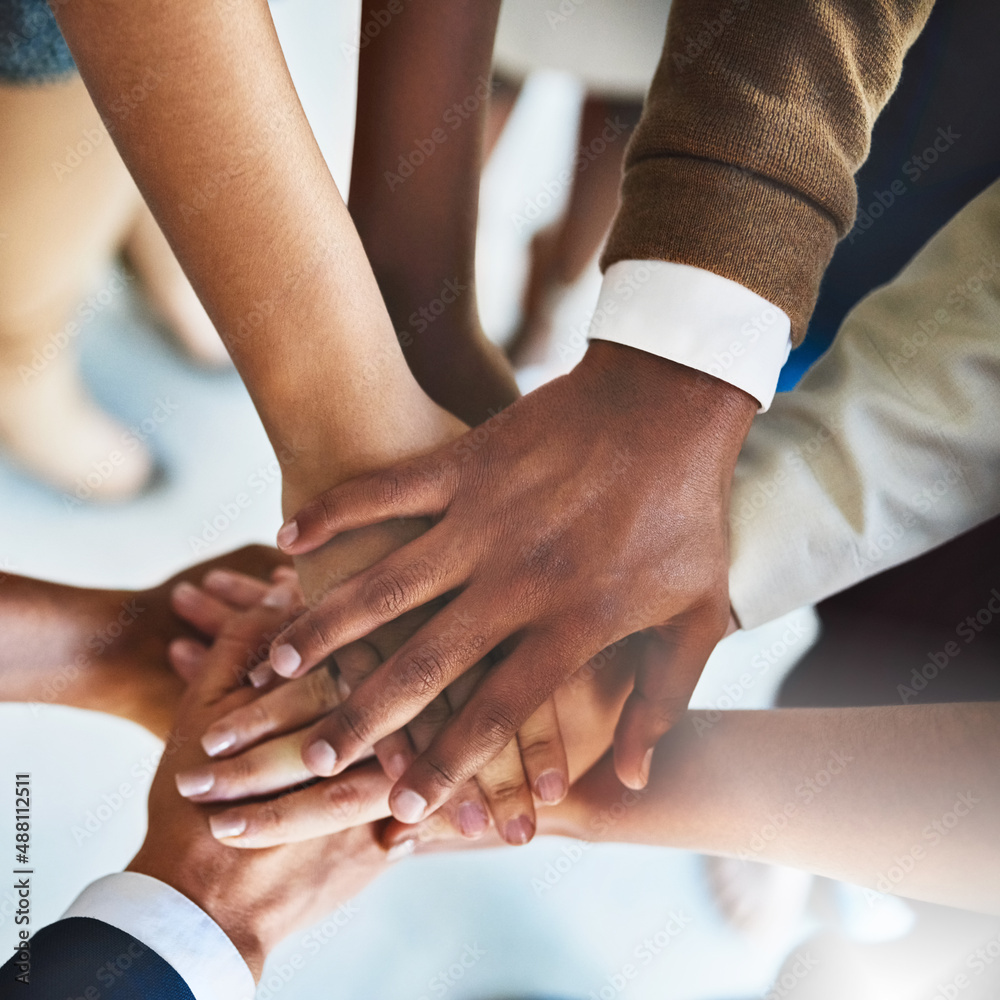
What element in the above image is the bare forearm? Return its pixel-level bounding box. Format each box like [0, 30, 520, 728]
[349, 0, 519, 422]
[549, 705, 1000, 914]
[54, 0, 446, 494]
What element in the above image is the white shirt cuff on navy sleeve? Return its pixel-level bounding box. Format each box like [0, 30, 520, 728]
[63, 872, 255, 1000]
[588, 260, 793, 411]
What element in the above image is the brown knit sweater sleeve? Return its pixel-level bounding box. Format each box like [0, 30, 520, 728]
[601, 0, 935, 344]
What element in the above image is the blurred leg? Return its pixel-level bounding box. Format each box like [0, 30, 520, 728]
[0, 76, 152, 499]
[123, 203, 230, 368]
[507, 94, 641, 368]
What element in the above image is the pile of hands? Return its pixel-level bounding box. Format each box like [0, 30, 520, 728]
[162, 560, 636, 856]
[125, 550, 644, 972]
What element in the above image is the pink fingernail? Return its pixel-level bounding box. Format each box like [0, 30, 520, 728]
[175, 771, 214, 797]
[303, 739, 338, 776]
[209, 814, 247, 840]
[249, 663, 274, 688]
[202, 730, 236, 757]
[384, 754, 408, 781]
[391, 788, 428, 824]
[271, 644, 301, 677]
[502, 815, 534, 846]
[276, 520, 299, 550]
[458, 801, 489, 837]
[172, 581, 200, 607]
[261, 587, 291, 609]
[535, 769, 567, 804]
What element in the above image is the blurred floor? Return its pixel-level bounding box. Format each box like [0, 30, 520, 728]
[0, 3, 996, 998]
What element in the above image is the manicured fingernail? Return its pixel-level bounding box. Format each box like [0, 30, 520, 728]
[271, 644, 301, 677]
[384, 754, 408, 781]
[502, 815, 535, 846]
[172, 581, 199, 607]
[303, 739, 338, 776]
[276, 520, 299, 550]
[639, 747, 654, 787]
[202, 729, 236, 757]
[249, 663, 274, 688]
[175, 770, 215, 797]
[535, 769, 567, 804]
[209, 814, 247, 840]
[391, 788, 428, 824]
[458, 801, 489, 837]
[261, 586, 291, 609]
[386, 839, 416, 863]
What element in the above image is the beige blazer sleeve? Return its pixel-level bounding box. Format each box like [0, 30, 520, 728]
[729, 178, 1000, 630]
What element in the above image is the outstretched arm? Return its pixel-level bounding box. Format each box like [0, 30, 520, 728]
[349, 0, 519, 424]
[544, 703, 1000, 916]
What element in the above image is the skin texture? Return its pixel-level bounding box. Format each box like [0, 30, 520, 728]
[167, 568, 634, 849]
[276, 343, 756, 820]
[349, 0, 519, 425]
[0, 544, 288, 737]
[51, 0, 565, 842]
[126, 597, 392, 980]
[533, 704, 1000, 916]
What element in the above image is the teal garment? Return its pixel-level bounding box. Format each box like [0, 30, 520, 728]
[0, 0, 76, 81]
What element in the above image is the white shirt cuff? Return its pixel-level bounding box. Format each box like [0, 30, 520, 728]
[63, 872, 256, 1000]
[588, 260, 793, 411]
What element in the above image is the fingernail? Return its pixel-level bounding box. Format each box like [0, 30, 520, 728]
[209, 814, 247, 840]
[202, 729, 236, 757]
[249, 663, 274, 688]
[276, 520, 299, 550]
[535, 769, 567, 804]
[203, 569, 238, 594]
[261, 586, 291, 609]
[175, 770, 215, 797]
[639, 747, 654, 787]
[384, 754, 408, 781]
[386, 839, 416, 863]
[271, 644, 301, 677]
[170, 638, 204, 666]
[391, 788, 428, 824]
[172, 581, 199, 607]
[303, 739, 338, 776]
[457, 800, 489, 837]
[502, 815, 535, 846]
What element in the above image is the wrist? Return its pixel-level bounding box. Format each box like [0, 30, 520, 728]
[127, 849, 268, 980]
[578, 341, 757, 466]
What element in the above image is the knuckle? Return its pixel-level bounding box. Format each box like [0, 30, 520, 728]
[223, 753, 257, 785]
[373, 470, 410, 510]
[335, 701, 373, 748]
[476, 701, 521, 750]
[397, 645, 448, 699]
[252, 800, 285, 832]
[320, 779, 363, 823]
[421, 752, 463, 792]
[363, 568, 413, 619]
[304, 615, 337, 655]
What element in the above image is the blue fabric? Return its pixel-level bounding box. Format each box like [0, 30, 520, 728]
[778, 0, 1000, 390]
[0, 916, 196, 999]
[0, 0, 76, 81]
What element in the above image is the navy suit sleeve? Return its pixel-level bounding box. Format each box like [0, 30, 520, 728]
[0, 916, 195, 1000]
